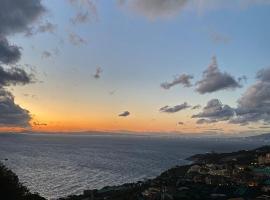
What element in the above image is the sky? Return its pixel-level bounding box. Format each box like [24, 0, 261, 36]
[1, 0, 270, 135]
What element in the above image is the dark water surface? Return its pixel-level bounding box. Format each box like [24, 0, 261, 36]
[0, 133, 266, 199]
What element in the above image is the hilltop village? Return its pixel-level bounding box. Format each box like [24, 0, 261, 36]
[61, 146, 270, 200]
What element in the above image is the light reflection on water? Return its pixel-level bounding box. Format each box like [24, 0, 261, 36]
[0, 133, 266, 199]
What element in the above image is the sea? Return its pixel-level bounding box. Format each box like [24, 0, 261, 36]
[0, 133, 267, 199]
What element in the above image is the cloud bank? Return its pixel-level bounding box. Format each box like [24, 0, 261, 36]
[0, 88, 31, 127]
[192, 67, 270, 126]
[0, 0, 45, 128]
[230, 67, 270, 125]
[192, 99, 235, 124]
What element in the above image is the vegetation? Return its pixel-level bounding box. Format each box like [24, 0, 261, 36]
[0, 163, 46, 200]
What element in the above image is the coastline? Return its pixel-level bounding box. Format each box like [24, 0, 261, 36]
[1, 146, 270, 200]
[59, 146, 270, 200]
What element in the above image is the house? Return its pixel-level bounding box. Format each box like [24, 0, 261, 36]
[258, 153, 270, 165]
[187, 165, 201, 173]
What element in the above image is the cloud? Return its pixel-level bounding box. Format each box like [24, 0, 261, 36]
[71, 11, 96, 25]
[191, 68, 270, 126]
[196, 118, 217, 124]
[25, 21, 57, 36]
[0, 0, 45, 129]
[192, 104, 201, 110]
[161, 74, 193, 89]
[118, 111, 130, 117]
[69, 32, 87, 46]
[94, 67, 102, 79]
[33, 122, 47, 126]
[192, 99, 235, 124]
[256, 68, 270, 82]
[209, 31, 230, 44]
[178, 121, 184, 125]
[42, 51, 52, 59]
[0, 88, 31, 127]
[0, 66, 33, 87]
[196, 56, 242, 94]
[160, 102, 190, 113]
[37, 22, 57, 34]
[0, 36, 21, 64]
[67, 0, 98, 24]
[109, 90, 116, 95]
[0, 0, 45, 36]
[118, 0, 270, 21]
[118, 0, 188, 20]
[41, 49, 59, 59]
[229, 67, 270, 125]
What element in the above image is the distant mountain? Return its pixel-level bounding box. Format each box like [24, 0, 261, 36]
[248, 133, 270, 140]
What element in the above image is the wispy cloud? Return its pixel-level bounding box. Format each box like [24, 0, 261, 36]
[118, 0, 188, 20]
[68, 32, 87, 46]
[67, 0, 98, 24]
[94, 67, 102, 79]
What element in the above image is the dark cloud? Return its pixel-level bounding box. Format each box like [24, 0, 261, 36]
[191, 68, 270, 126]
[94, 67, 102, 79]
[69, 32, 87, 46]
[229, 68, 270, 125]
[0, 0, 45, 36]
[178, 121, 184, 125]
[0, 66, 33, 87]
[118, 111, 130, 117]
[33, 122, 47, 126]
[256, 68, 270, 82]
[0, 37, 21, 64]
[238, 75, 247, 83]
[0, 0, 45, 129]
[160, 102, 190, 113]
[196, 57, 242, 94]
[192, 99, 235, 124]
[0, 88, 31, 127]
[118, 0, 188, 20]
[192, 104, 201, 110]
[161, 74, 193, 89]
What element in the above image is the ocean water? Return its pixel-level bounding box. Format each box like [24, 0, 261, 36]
[0, 133, 267, 199]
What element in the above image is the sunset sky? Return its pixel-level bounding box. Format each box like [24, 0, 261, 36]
[1, 0, 270, 134]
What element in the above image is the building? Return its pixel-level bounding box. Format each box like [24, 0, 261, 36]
[258, 153, 270, 165]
